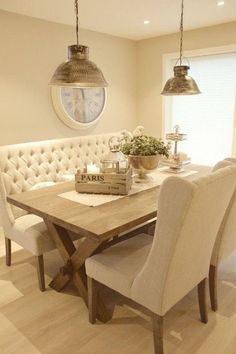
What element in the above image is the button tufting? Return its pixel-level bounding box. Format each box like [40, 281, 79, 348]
[0, 133, 116, 220]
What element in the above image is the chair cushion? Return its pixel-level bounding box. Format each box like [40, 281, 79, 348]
[85, 234, 153, 297]
[11, 214, 56, 256]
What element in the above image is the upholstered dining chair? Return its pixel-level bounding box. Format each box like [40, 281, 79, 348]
[85, 166, 236, 354]
[0, 179, 80, 292]
[209, 158, 236, 311]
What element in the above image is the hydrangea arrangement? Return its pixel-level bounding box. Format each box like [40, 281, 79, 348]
[120, 127, 169, 157]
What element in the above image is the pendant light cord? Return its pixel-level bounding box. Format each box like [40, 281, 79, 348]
[75, 0, 79, 46]
[179, 0, 184, 65]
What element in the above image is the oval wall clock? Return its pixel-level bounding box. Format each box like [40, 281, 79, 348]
[51, 87, 107, 130]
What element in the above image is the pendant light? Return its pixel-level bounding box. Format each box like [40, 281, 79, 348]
[161, 0, 200, 95]
[50, 0, 108, 87]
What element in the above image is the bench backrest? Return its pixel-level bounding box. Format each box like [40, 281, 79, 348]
[0, 133, 117, 230]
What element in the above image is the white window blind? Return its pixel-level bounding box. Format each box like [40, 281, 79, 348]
[167, 52, 236, 166]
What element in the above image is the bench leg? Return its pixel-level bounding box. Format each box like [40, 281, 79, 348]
[35, 255, 45, 292]
[5, 238, 11, 266]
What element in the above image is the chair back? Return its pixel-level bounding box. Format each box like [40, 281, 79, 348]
[132, 166, 236, 315]
[211, 158, 236, 265]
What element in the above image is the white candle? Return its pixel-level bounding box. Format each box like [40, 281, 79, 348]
[87, 163, 100, 174]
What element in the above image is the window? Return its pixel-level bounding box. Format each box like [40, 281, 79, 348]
[165, 52, 236, 166]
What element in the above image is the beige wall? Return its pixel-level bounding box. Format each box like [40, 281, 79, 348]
[137, 21, 236, 138]
[0, 10, 137, 145]
[1, 10, 236, 145]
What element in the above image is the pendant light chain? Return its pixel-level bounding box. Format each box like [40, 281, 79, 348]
[179, 0, 184, 65]
[161, 0, 200, 95]
[75, 0, 79, 46]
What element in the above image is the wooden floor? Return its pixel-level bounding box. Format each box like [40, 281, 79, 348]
[1, 229, 236, 354]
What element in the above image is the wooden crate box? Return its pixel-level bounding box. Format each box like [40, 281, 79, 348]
[75, 168, 132, 195]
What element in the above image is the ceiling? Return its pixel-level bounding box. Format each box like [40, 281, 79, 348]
[0, 0, 235, 40]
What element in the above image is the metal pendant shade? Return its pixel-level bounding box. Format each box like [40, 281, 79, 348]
[50, 0, 107, 88]
[50, 45, 107, 87]
[161, 65, 201, 95]
[161, 0, 200, 96]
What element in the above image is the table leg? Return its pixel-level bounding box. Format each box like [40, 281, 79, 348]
[49, 272, 72, 292]
[45, 220, 112, 322]
[45, 222, 75, 290]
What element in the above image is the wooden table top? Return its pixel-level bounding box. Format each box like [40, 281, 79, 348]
[7, 165, 211, 241]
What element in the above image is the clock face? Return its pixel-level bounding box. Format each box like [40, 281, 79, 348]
[51, 87, 106, 130]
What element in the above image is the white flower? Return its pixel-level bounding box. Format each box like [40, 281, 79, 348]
[132, 126, 145, 137]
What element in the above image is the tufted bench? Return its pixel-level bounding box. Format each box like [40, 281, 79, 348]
[0, 132, 118, 290]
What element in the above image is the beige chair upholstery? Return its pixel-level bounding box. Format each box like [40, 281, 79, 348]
[209, 158, 236, 310]
[0, 132, 117, 290]
[11, 214, 55, 256]
[86, 166, 236, 354]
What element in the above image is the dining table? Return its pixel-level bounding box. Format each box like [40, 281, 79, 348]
[7, 164, 211, 322]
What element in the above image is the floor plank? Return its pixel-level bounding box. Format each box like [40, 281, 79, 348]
[1, 228, 236, 354]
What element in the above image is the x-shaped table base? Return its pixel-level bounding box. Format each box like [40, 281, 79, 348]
[45, 220, 114, 323]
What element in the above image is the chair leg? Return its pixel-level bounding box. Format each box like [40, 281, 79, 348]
[5, 238, 11, 266]
[209, 265, 218, 312]
[198, 278, 208, 323]
[88, 277, 97, 324]
[152, 314, 164, 354]
[35, 255, 45, 292]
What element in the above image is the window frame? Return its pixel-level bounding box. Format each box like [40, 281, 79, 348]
[162, 44, 236, 157]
